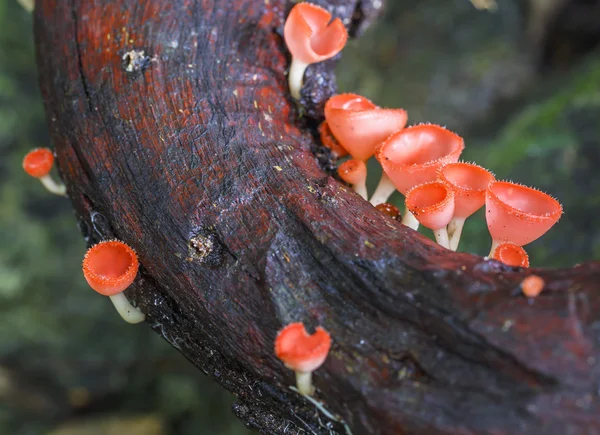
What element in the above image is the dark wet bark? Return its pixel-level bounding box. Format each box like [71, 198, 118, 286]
[34, 1, 600, 433]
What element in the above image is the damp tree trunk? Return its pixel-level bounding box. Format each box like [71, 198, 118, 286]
[34, 1, 600, 434]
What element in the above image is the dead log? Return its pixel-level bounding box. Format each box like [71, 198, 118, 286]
[34, 1, 600, 433]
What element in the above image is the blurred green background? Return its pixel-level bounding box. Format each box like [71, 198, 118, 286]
[1, 0, 599, 434]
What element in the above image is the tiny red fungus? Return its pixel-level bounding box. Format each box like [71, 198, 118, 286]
[377, 124, 464, 229]
[438, 162, 495, 250]
[375, 202, 401, 220]
[284, 2, 348, 99]
[338, 159, 367, 200]
[521, 275, 544, 299]
[324, 93, 407, 205]
[485, 181, 562, 256]
[405, 181, 455, 249]
[82, 240, 145, 324]
[22, 147, 66, 196]
[318, 121, 348, 158]
[275, 322, 331, 397]
[491, 242, 530, 268]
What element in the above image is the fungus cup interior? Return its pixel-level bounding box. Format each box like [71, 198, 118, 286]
[378, 125, 464, 193]
[486, 181, 562, 246]
[440, 162, 495, 217]
[275, 323, 331, 373]
[493, 243, 529, 268]
[405, 182, 455, 230]
[83, 241, 139, 296]
[285, 3, 346, 63]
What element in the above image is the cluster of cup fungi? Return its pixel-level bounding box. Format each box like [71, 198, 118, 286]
[21, 1, 562, 427]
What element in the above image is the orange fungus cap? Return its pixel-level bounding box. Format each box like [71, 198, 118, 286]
[337, 159, 367, 186]
[521, 275, 544, 298]
[376, 124, 464, 194]
[325, 93, 408, 161]
[275, 322, 331, 373]
[405, 181, 455, 230]
[439, 162, 495, 219]
[485, 181, 562, 246]
[492, 243, 529, 268]
[284, 2, 348, 65]
[23, 148, 55, 178]
[82, 240, 139, 296]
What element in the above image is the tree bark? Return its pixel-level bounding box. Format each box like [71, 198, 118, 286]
[34, 1, 600, 434]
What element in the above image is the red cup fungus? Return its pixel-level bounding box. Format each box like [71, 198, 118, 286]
[439, 162, 495, 250]
[284, 2, 348, 99]
[521, 275, 544, 299]
[405, 181, 455, 249]
[82, 240, 145, 324]
[319, 121, 348, 158]
[275, 322, 331, 396]
[485, 181, 562, 255]
[491, 242, 530, 268]
[22, 148, 67, 196]
[338, 159, 368, 200]
[376, 124, 464, 229]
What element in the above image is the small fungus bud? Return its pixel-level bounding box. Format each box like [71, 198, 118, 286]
[521, 275, 545, 299]
[284, 2, 348, 99]
[491, 243, 530, 268]
[338, 159, 368, 200]
[375, 202, 401, 220]
[82, 240, 145, 324]
[318, 121, 348, 158]
[275, 322, 331, 397]
[22, 148, 67, 196]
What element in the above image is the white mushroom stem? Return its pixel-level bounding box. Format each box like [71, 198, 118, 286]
[17, 0, 35, 12]
[488, 239, 501, 258]
[109, 292, 146, 324]
[434, 227, 451, 249]
[448, 216, 467, 251]
[39, 174, 67, 196]
[295, 371, 314, 396]
[401, 209, 420, 231]
[288, 58, 309, 100]
[369, 173, 396, 206]
[352, 179, 368, 200]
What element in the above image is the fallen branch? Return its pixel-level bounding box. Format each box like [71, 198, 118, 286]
[34, 1, 600, 433]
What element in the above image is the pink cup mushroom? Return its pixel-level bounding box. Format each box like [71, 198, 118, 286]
[491, 242, 530, 268]
[438, 162, 495, 251]
[485, 181, 563, 256]
[324, 93, 408, 205]
[284, 2, 348, 99]
[337, 159, 368, 200]
[82, 240, 145, 324]
[376, 124, 465, 229]
[275, 322, 331, 397]
[22, 148, 66, 196]
[405, 181, 455, 249]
